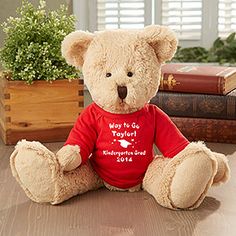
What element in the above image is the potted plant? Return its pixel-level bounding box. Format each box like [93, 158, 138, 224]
[0, 0, 83, 145]
[172, 32, 236, 66]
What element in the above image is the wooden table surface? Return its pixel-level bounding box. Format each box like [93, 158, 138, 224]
[0, 141, 235, 236]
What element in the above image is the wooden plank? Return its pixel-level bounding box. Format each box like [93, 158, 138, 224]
[0, 96, 6, 108]
[4, 80, 83, 105]
[0, 78, 6, 142]
[0, 120, 6, 144]
[5, 126, 73, 145]
[0, 77, 7, 108]
[6, 102, 83, 130]
[0, 75, 7, 90]
[0, 102, 6, 128]
[5, 78, 82, 88]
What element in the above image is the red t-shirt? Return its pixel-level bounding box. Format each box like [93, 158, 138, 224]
[65, 103, 189, 189]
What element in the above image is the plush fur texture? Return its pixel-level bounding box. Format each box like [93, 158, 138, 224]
[104, 182, 141, 192]
[10, 25, 230, 210]
[61, 30, 94, 68]
[143, 142, 219, 210]
[212, 152, 230, 186]
[56, 145, 81, 171]
[10, 140, 59, 203]
[61, 25, 177, 114]
[10, 140, 103, 204]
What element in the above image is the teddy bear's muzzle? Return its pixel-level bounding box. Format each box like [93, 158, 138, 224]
[117, 86, 127, 100]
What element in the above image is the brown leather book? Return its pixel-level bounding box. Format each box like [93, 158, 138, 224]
[160, 63, 236, 95]
[150, 90, 236, 120]
[171, 117, 236, 144]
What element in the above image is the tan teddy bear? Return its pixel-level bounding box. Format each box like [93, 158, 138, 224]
[10, 25, 230, 210]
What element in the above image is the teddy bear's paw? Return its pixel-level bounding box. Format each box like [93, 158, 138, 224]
[56, 145, 82, 171]
[169, 151, 216, 210]
[212, 152, 230, 186]
[10, 140, 60, 203]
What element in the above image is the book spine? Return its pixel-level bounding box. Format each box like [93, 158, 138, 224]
[159, 73, 225, 95]
[171, 117, 236, 144]
[150, 91, 236, 120]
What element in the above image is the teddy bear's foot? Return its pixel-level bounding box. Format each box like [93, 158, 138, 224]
[212, 152, 230, 186]
[10, 140, 103, 204]
[10, 140, 59, 203]
[143, 142, 218, 210]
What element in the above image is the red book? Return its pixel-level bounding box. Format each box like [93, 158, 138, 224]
[160, 63, 236, 95]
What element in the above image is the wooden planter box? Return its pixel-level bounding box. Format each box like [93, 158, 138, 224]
[0, 78, 84, 145]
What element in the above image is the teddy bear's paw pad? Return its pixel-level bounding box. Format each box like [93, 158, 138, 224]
[170, 152, 215, 209]
[10, 147, 58, 203]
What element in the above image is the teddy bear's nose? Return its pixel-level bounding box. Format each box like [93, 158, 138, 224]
[117, 86, 127, 100]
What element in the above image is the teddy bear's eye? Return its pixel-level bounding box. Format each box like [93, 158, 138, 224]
[106, 72, 112, 77]
[127, 72, 133, 77]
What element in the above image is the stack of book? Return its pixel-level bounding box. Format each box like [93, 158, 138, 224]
[150, 63, 236, 144]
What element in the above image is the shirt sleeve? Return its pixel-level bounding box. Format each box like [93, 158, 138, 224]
[64, 105, 98, 164]
[153, 106, 189, 158]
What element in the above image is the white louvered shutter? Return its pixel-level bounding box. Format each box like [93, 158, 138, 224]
[161, 0, 202, 40]
[218, 0, 236, 38]
[96, 0, 152, 31]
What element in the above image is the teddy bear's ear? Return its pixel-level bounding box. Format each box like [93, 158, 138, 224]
[61, 31, 95, 68]
[139, 25, 178, 63]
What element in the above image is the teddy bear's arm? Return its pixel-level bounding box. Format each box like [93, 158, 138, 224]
[154, 106, 189, 158]
[57, 105, 98, 171]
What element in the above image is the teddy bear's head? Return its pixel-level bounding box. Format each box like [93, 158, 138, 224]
[62, 25, 177, 113]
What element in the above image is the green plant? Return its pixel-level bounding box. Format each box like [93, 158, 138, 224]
[208, 33, 236, 65]
[173, 32, 236, 65]
[173, 46, 209, 63]
[0, 0, 80, 84]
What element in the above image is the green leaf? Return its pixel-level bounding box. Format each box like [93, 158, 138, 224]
[226, 32, 236, 44]
[213, 37, 224, 49]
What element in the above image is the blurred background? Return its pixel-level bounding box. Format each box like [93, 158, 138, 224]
[1, 0, 235, 49]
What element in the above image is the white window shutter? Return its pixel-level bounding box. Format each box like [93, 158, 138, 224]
[218, 0, 236, 38]
[161, 0, 202, 40]
[74, 0, 235, 48]
[93, 0, 152, 31]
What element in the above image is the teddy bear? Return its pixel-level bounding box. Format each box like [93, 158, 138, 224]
[10, 25, 230, 210]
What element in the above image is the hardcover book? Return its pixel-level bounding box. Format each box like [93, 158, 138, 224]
[150, 89, 236, 120]
[160, 63, 236, 95]
[171, 117, 236, 144]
